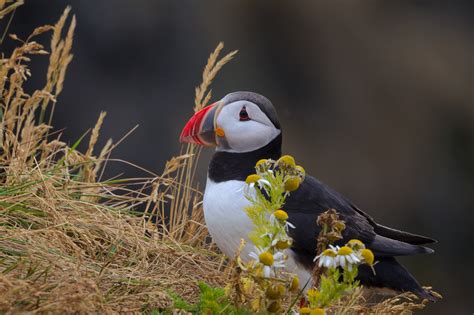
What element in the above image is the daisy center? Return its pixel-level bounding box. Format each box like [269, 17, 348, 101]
[322, 249, 337, 257]
[273, 210, 288, 221]
[259, 251, 274, 266]
[361, 248, 375, 265]
[337, 246, 353, 255]
[347, 239, 364, 248]
[245, 174, 261, 184]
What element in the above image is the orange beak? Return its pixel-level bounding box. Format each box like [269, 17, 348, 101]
[180, 102, 222, 146]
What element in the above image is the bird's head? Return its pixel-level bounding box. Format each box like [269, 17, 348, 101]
[180, 91, 281, 153]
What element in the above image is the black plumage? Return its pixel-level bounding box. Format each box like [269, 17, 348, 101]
[283, 174, 435, 300]
[208, 133, 436, 301]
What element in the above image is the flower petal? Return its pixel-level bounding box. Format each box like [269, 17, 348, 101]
[340, 256, 346, 269]
[287, 221, 296, 229]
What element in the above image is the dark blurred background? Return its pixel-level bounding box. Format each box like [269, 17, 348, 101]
[2, 1, 472, 313]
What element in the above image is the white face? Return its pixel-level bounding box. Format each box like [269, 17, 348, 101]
[215, 100, 281, 153]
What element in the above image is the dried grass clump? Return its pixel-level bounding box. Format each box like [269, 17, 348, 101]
[326, 286, 441, 315]
[143, 42, 236, 247]
[0, 7, 230, 314]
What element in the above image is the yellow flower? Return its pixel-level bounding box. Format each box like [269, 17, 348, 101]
[271, 210, 295, 230]
[307, 288, 320, 299]
[249, 248, 286, 277]
[334, 221, 346, 231]
[273, 209, 288, 221]
[315, 248, 338, 268]
[347, 239, 365, 250]
[241, 277, 254, 295]
[310, 308, 326, 315]
[256, 159, 268, 167]
[299, 307, 311, 314]
[322, 248, 337, 257]
[245, 174, 261, 184]
[336, 245, 361, 270]
[277, 155, 296, 167]
[289, 276, 300, 292]
[266, 284, 285, 299]
[296, 165, 306, 176]
[337, 246, 353, 255]
[360, 248, 375, 266]
[275, 240, 291, 250]
[251, 298, 260, 312]
[258, 251, 274, 266]
[284, 176, 301, 192]
[267, 300, 281, 313]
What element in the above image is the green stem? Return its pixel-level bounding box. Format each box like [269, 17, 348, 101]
[0, 8, 16, 45]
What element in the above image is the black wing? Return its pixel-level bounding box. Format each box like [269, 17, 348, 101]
[282, 175, 434, 265]
[344, 198, 436, 245]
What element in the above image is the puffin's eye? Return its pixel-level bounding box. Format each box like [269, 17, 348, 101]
[239, 106, 250, 121]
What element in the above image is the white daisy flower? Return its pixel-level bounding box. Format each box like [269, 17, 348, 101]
[245, 174, 271, 188]
[336, 246, 361, 271]
[346, 239, 365, 251]
[249, 247, 286, 278]
[314, 248, 338, 269]
[271, 236, 292, 249]
[269, 210, 296, 231]
[255, 178, 271, 189]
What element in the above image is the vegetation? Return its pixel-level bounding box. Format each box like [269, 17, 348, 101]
[0, 3, 439, 314]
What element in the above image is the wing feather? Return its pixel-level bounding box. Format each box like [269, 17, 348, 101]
[284, 175, 435, 257]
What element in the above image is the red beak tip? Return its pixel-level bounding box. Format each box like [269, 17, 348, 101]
[180, 102, 219, 146]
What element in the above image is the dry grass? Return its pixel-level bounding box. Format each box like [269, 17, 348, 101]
[0, 5, 438, 314]
[327, 286, 442, 315]
[0, 6, 231, 314]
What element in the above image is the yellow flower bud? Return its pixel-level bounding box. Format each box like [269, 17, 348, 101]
[310, 308, 326, 315]
[361, 248, 375, 266]
[289, 276, 300, 292]
[296, 165, 306, 176]
[259, 251, 274, 266]
[273, 209, 288, 221]
[241, 277, 254, 294]
[299, 307, 311, 314]
[256, 159, 268, 167]
[275, 240, 291, 250]
[337, 246, 353, 255]
[333, 221, 346, 231]
[277, 155, 296, 167]
[322, 248, 337, 257]
[251, 298, 260, 312]
[284, 176, 301, 192]
[267, 300, 281, 313]
[347, 239, 365, 250]
[307, 288, 320, 299]
[266, 284, 285, 299]
[245, 174, 261, 185]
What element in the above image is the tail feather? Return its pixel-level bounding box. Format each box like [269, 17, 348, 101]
[369, 235, 434, 257]
[358, 257, 437, 302]
[374, 223, 437, 245]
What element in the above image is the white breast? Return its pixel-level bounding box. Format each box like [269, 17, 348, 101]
[203, 178, 311, 287]
[203, 179, 255, 258]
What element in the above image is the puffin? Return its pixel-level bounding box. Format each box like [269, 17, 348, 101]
[179, 91, 436, 300]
